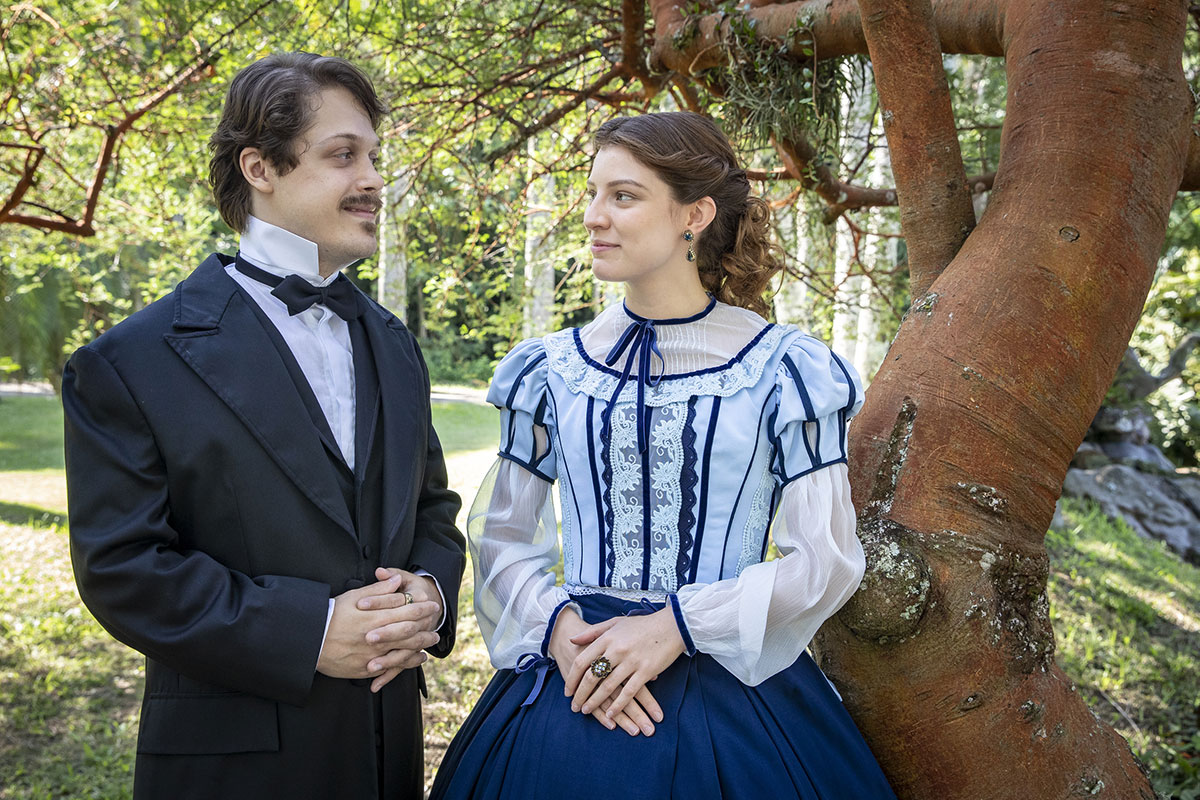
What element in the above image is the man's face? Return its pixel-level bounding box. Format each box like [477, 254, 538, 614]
[251, 87, 383, 276]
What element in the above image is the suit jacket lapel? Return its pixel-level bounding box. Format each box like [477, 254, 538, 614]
[358, 298, 423, 552]
[163, 254, 356, 539]
[349, 316, 380, 481]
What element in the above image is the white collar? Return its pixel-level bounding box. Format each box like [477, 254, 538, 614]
[239, 216, 337, 287]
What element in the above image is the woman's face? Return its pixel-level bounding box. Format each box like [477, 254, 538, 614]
[583, 146, 695, 289]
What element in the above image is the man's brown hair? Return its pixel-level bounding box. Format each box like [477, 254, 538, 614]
[208, 52, 387, 232]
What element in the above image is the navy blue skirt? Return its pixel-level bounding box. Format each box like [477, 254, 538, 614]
[430, 594, 896, 800]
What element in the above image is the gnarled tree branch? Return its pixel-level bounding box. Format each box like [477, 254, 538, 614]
[0, 54, 213, 236]
[1116, 332, 1200, 401]
[649, 0, 1006, 78]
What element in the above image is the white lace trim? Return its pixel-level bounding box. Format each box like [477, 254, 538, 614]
[557, 433, 578, 581]
[565, 584, 670, 602]
[649, 404, 686, 592]
[605, 400, 689, 592]
[544, 324, 789, 406]
[736, 466, 776, 576]
[608, 402, 642, 589]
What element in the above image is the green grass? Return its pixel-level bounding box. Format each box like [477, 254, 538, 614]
[1048, 500, 1200, 799]
[429, 401, 498, 456]
[0, 396, 64, 471]
[0, 518, 143, 800]
[2, 395, 1198, 798]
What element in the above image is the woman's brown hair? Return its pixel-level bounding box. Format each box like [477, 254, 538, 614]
[593, 112, 782, 318]
[208, 52, 387, 233]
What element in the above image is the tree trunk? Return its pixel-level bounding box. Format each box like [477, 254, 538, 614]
[831, 220, 860, 359]
[377, 166, 411, 321]
[858, 0, 976, 298]
[811, 0, 1192, 797]
[523, 138, 556, 337]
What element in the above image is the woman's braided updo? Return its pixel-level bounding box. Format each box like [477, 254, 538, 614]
[593, 112, 782, 318]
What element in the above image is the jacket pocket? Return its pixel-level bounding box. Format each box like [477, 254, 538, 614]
[137, 692, 279, 755]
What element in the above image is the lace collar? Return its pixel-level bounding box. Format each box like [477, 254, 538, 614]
[544, 310, 790, 406]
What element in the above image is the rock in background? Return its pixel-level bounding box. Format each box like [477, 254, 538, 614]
[1059, 406, 1200, 564]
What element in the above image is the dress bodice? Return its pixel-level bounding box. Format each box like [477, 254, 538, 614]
[491, 300, 862, 598]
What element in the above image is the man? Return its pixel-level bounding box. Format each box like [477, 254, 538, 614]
[62, 53, 465, 798]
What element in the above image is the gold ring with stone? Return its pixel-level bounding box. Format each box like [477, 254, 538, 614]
[404, 592, 414, 605]
[590, 656, 613, 680]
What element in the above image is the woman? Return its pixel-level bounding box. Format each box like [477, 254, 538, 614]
[431, 112, 895, 799]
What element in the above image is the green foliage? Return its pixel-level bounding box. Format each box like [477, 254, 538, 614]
[0, 0, 877, 383]
[1049, 499, 1200, 799]
[1129, 195, 1200, 467]
[699, 2, 849, 151]
[944, 55, 1006, 178]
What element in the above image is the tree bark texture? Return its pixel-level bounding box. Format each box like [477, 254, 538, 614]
[649, 0, 1007, 78]
[809, 0, 1191, 798]
[858, 0, 976, 298]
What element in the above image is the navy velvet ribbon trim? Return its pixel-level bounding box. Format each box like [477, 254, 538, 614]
[514, 653, 556, 708]
[675, 398, 698, 588]
[621, 596, 696, 656]
[495, 450, 555, 483]
[776, 456, 848, 488]
[540, 597, 575, 657]
[514, 597, 576, 708]
[667, 594, 697, 656]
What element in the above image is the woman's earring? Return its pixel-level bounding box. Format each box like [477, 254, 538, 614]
[683, 230, 695, 262]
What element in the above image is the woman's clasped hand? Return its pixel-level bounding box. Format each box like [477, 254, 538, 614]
[547, 607, 678, 736]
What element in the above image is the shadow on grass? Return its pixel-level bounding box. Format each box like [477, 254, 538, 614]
[0, 501, 65, 529]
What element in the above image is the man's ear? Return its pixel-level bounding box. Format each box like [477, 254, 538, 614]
[238, 147, 273, 194]
[686, 196, 717, 237]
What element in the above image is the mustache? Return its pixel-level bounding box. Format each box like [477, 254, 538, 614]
[340, 194, 383, 213]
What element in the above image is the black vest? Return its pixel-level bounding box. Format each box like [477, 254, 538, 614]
[242, 297, 386, 583]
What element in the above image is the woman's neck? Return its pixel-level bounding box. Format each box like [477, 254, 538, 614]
[622, 275, 711, 320]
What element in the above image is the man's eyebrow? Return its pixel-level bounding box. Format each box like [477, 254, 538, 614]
[315, 133, 381, 149]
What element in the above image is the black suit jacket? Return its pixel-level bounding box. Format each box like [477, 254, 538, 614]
[62, 254, 465, 799]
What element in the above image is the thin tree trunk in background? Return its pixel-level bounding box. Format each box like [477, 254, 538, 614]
[523, 139, 556, 337]
[831, 221, 859, 358]
[813, 0, 1192, 796]
[377, 168, 411, 322]
[772, 200, 813, 330]
[852, 265, 882, 380]
[853, 104, 894, 382]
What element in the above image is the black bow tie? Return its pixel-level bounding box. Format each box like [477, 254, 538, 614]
[234, 255, 361, 321]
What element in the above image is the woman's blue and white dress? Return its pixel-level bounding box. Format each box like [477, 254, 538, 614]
[431, 299, 896, 799]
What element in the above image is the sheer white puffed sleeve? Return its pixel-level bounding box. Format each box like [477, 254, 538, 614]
[675, 336, 867, 685]
[470, 339, 576, 669]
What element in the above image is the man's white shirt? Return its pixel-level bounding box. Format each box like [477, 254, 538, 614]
[229, 215, 358, 469]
